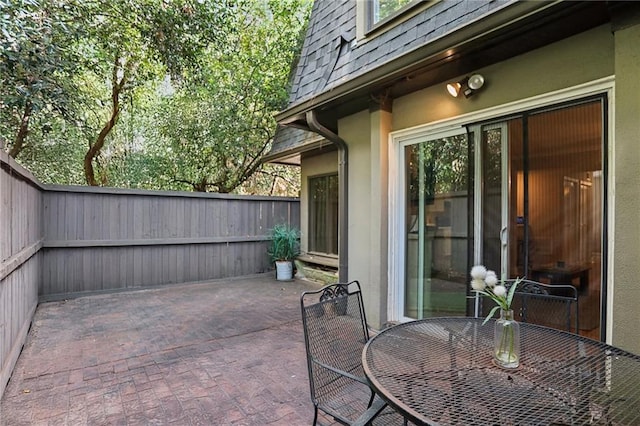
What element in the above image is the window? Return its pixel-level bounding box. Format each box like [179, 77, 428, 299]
[372, 0, 415, 25]
[308, 174, 339, 255]
[357, 0, 432, 40]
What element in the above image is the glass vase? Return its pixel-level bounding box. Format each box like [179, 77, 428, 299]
[494, 309, 520, 369]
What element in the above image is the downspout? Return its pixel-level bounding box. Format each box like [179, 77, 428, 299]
[306, 111, 348, 282]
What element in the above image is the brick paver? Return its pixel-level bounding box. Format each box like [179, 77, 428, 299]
[0, 274, 347, 425]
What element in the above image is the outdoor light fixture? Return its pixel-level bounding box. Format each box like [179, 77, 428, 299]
[446, 73, 485, 98]
[446, 81, 462, 97]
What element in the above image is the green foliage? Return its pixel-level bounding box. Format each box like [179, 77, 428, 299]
[1, 0, 309, 196]
[16, 118, 87, 185]
[268, 224, 300, 262]
[236, 163, 301, 196]
[407, 134, 468, 204]
[71, 0, 234, 186]
[149, 0, 311, 193]
[0, 0, 82, 157]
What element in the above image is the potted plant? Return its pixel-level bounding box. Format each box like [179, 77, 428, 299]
[267, 223, 300, 281]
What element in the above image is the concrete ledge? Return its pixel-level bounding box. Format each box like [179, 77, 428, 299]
[297, 253, 339, 268]
[295, 259, 338, 285]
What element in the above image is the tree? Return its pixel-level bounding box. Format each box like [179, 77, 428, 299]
[0, 0, 81, 158]
[150, 0, 310, 193]
[2, 0, 307, 197]
[237, 163, 301, 196]
[70, 0, 232, 186]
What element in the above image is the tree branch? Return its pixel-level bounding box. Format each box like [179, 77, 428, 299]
[9, 101, 33, 158]
[83, 54, 125, 186]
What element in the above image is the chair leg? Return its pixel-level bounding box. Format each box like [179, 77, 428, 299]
[366, 390, 376, 408]
[312, 405, 319, 426]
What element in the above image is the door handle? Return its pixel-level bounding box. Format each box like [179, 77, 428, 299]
[500, 226, 508, 246]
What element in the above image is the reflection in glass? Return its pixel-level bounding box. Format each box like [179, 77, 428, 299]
[482, 127, 504, 276]
[373, 0, 414, 24]
[309, 174, 338, 254]
[404, 134, 470, 319]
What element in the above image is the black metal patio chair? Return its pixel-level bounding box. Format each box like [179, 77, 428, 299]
[300, 281, 405, 426]
[506, 279, 579, 333]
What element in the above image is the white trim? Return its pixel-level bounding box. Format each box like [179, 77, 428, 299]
[471, 125, 483, 317]
[605, 82, 615, 345]
[387, 130, 402, 321]
[388, 76, 615, 326]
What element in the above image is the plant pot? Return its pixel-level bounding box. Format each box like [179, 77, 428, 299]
[275, 260, 293, 281]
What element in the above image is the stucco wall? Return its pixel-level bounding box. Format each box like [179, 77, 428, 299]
[338, 110, 372, 303]
[612, 21, 640, 354]
[338, 108, 393, 328]
[300, 151, 338, 254]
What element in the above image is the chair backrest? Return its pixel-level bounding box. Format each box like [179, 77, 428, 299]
[300, 281, 370, 409]
[505, 279, 579, 333]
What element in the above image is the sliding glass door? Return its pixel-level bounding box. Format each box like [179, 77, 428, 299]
[399, 97, 605, 338]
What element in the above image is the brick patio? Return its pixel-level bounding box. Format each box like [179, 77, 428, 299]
[0, 274, 350, 425]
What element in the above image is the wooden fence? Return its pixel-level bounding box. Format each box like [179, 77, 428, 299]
[0, 152, 42, 402]
[40, 186, 299, 297]
[0, 151, 299, 399]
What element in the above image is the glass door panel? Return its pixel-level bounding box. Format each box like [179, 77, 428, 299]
[523, 101, 603, 339]
[477, 100, 603, 340]
[398, 97, 604, 338]
[477, 123, 509, 318]
[404, 134, 470, 319]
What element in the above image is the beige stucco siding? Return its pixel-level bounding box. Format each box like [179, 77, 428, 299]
[300, 151, 338, 254]
[612, 21, 640, 353]
[339, 108, 393, 328]
[338, 111, 378, 321]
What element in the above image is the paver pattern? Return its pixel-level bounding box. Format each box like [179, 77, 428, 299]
[0, 274, 347, 425]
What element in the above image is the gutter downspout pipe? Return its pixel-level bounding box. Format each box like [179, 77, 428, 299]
[306, 111, 348, 282]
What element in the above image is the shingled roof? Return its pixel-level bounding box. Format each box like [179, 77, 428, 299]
[262, 125, 330, 164]
[288, 0, 511, 107]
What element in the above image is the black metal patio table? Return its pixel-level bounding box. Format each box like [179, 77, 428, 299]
[362, 317, 640, 425]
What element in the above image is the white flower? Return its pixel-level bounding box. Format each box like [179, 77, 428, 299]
[485, 271, 498, 287]
[470, 265, 487, 280]
[493, 285, 507, 297]
[471, 279, 486, 291]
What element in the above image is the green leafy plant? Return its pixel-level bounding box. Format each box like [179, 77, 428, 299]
[267, 224, 300, 262]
